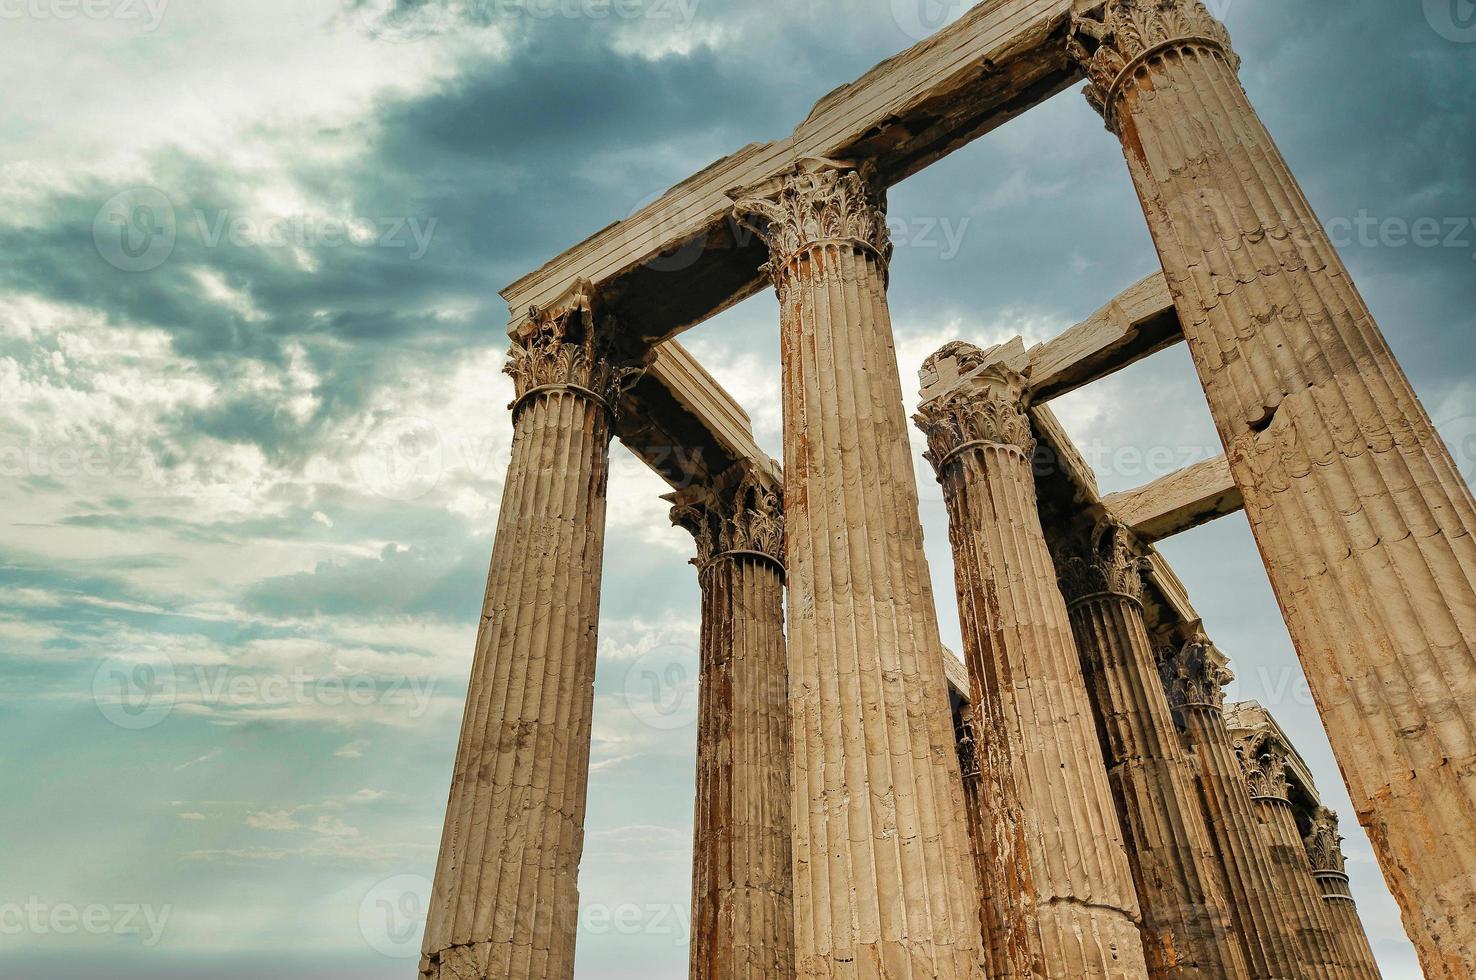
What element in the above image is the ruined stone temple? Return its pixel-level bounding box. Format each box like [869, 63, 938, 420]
[417, 2, 1476, 978]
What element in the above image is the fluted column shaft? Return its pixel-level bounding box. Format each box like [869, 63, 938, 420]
[1304, 810, 1382, 980]
[1238, 750, 1347, 980]
[1071, 4, 1476, 973]
[915, 358, 1147, 979]
[422, 295, 630, 980]
[1312, 874, 1380, 980]
[1060, 529, 1247, 979]
[1163, 641, 1310, 979]
[670, 474, 795, 980]
[734, 160, 986, 980]
[1251, 797, 1347, 979]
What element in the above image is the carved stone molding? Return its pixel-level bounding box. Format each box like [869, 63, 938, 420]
[1304, 807, 1347, 876]
[1056, 519, 1150, 606]
[730, 157, 892, 284]
[1067, 0, 1240, 128]
[1237, 740, 1291, 803]
[668, 466, 785, 574]
[1160, 631, 1232, 712]
[505, 280, 643, 418]
[914, 354, 1035, 472]
[955, 719, 981, 782]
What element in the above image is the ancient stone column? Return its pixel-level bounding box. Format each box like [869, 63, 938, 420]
[1304, 808, 1383, 980]
[914, 352, 1148, 979]
[731, 158, 987, 979]
[668, 467, 795, 980]
[1160, 636, 1313, 980]
[421, 286, 635, 980]
[1237, 744, 1347, 980]
[1069, 4, 1476, 973]
[1058, 521, 1248, 979]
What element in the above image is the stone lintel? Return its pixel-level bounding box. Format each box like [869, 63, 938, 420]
[501, 0, 1095, 347]
[1102, 454, 1244, 543]
[917, 271, 1181, 405]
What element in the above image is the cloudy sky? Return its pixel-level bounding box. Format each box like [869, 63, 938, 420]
[2, 0, 1472, 977]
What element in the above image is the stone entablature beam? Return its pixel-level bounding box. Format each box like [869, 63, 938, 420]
[501, 0, 1095, 347]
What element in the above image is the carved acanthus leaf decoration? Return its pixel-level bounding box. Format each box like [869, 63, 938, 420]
[668, 467, 785, 572]
[914, 360, 1034, 471]
[1068, 0, 1239, 127]
[731, 158, 892, 281]
[1236, 739, 1290, 802]
[1304, 807, 1347, 875]
[505, 283, 643, 414]
[1160, 631, 1231, 711]
[1056, 519, 1149, 604]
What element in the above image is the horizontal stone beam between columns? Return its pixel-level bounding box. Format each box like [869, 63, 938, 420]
[502, 0, 1096, 347]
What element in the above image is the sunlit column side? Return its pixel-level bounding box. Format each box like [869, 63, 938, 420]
[668, 467, 795, 980]
[1161, 636, 1313, 979]
[1236, 742, 1349, 980]
[1068, 4, 1476, 972]
[915, 351, 1148, 979]
[1058, 522, 1249, 979]
[421, 285, 636, 980]
[1304, 809, 1384, 980]
[731, 159, 987, 980]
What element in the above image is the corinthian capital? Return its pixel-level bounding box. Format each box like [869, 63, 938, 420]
[505, 279, 643, 416]
[1067, 0, 1239, 126]
[1056, 519, 1149, 605]
[1160, 631, 1232, 712]
[730, 157, 892, 280]
[914, 352, 1035, 472]
[668, 464, 785, 574]
[1304, 807, 1347, 875]
[1235, 739, 1290, 802]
